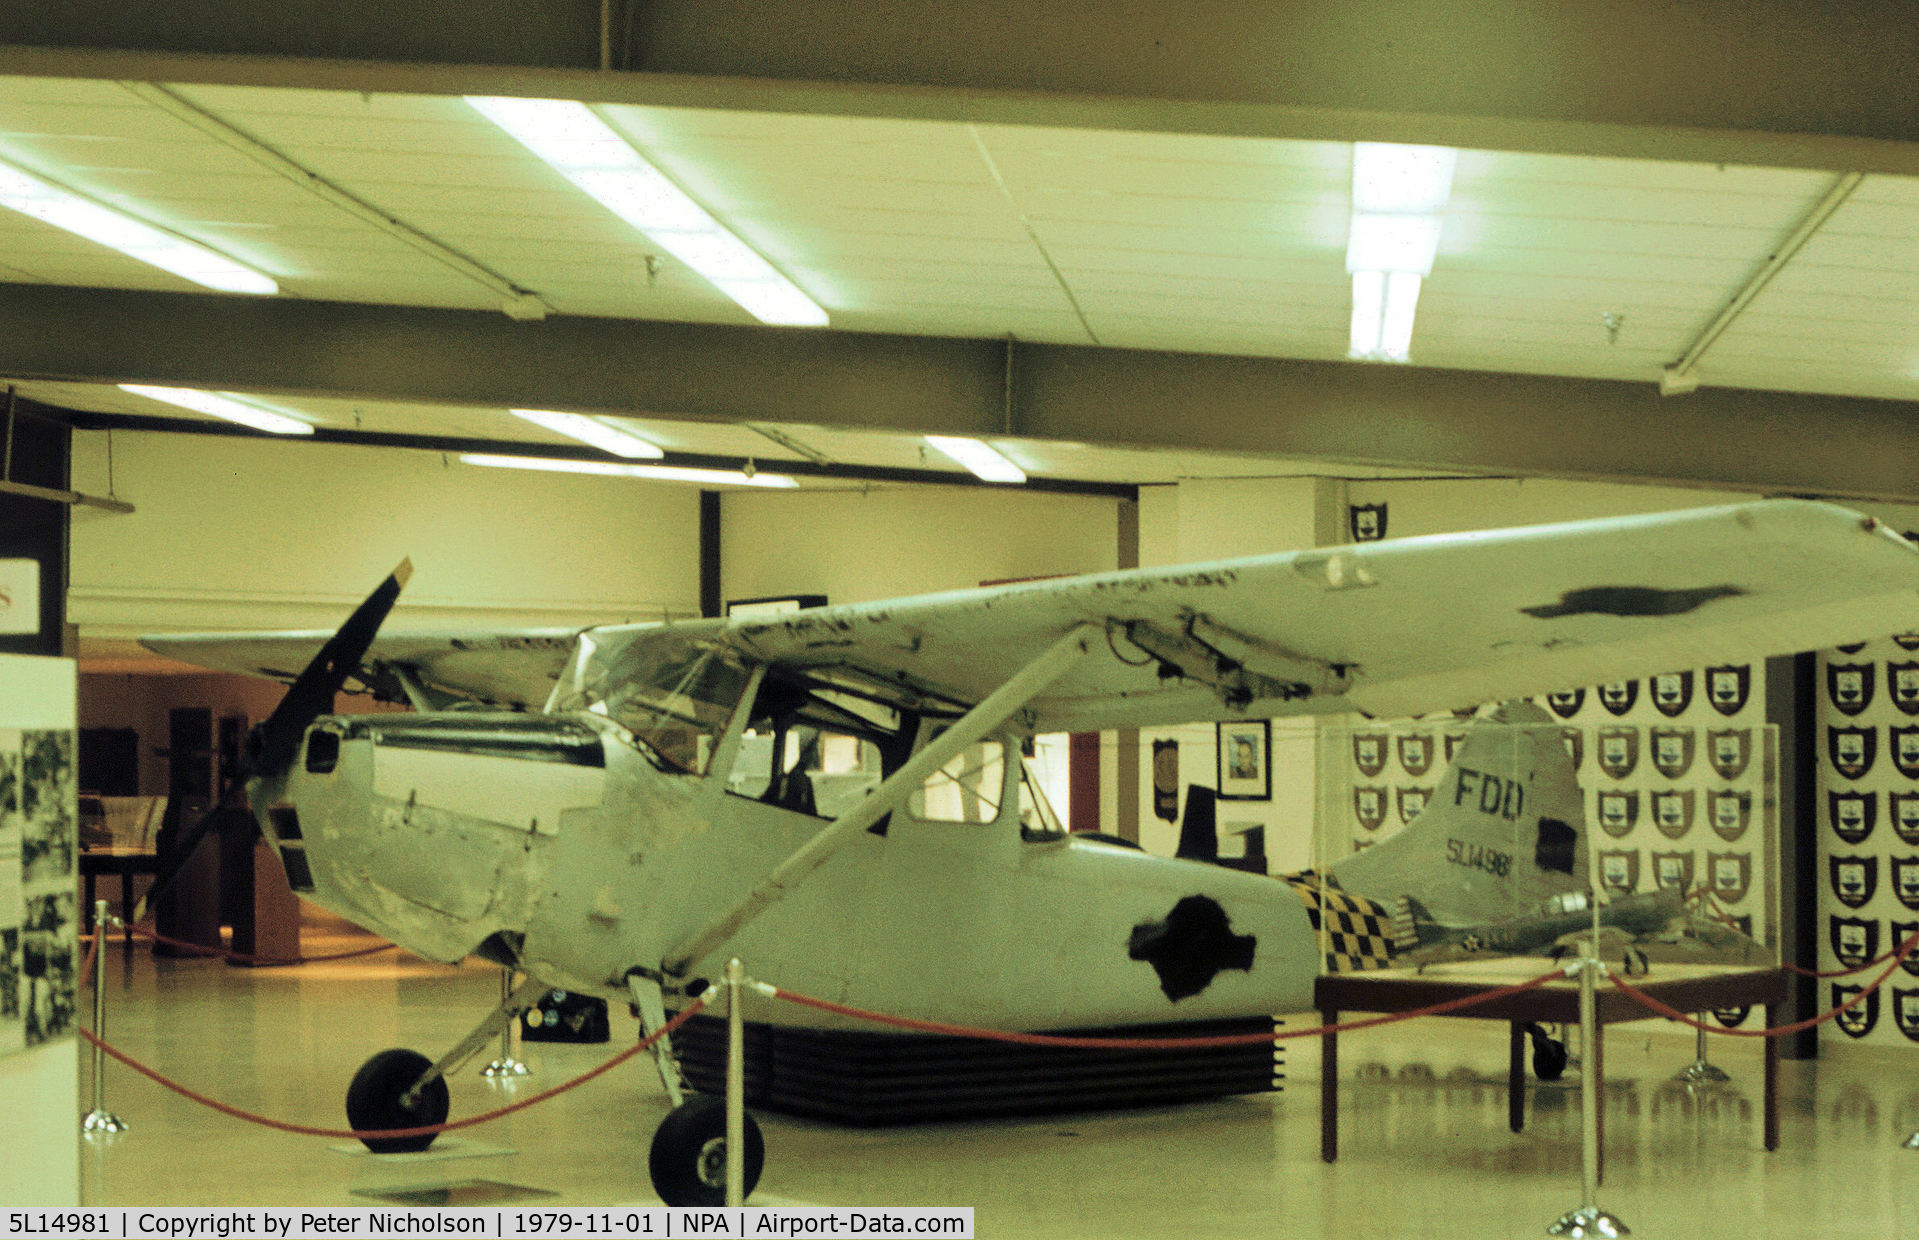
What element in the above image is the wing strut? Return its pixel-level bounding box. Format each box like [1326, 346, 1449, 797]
[662, 623, 1098, 977]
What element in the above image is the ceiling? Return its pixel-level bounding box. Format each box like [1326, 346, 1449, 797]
[0, 68, 1914, 485]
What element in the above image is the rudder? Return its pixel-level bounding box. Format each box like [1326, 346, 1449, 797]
[1331, 701, 1587, 927]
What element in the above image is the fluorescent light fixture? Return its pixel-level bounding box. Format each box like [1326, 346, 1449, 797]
[510, 408, 664, 459]
[1348, 271, 1423, 363]
[0, 160, 277, 295]
[117, 384, 313, 435]
[461, 453, 799, 489]
[924, 436, 1028, 484]
[1352, 143, 1458, 214]
[1345, 213, 1442, 276]
[465, 96, 827, 328]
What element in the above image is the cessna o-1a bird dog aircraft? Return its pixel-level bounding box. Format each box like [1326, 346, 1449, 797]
[145, 499, 1919, 1204]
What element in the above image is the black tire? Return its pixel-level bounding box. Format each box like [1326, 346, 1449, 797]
[346, 1048, 449, 1154]
[649, 1095, 764, 1206]
[1531, 1034, 1569, 1082]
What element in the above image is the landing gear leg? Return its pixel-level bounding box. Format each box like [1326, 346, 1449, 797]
[628, 973, 764, 1206]
[345, 974, 549, 1153]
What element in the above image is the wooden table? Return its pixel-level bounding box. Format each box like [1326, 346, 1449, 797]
[1315, 962, 1788, 1177]
[79, 847, 161, 944]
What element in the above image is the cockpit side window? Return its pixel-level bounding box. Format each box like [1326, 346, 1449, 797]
[726, 670, 906, 818]
[909, 738, 1006, 823]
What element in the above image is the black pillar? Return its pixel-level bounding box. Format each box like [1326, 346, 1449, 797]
[0, 397, 68, 657]
[1768, 652, 1818, 1060]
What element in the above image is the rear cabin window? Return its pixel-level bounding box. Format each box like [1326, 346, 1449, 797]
[910, 740, 1005, 823]
[726, 671, 903, 818]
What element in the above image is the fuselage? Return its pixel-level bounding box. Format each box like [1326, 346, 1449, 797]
[255, 706, 1323, 1031]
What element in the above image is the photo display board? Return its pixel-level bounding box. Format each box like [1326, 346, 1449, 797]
[0, 658, 77, 1056]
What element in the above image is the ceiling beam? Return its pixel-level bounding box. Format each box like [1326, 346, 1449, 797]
[6, 0, 1919, 174]
[7, 283, 1919, 504]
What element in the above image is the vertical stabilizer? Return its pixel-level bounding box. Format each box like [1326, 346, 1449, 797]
[1331, 702, 1586, 926]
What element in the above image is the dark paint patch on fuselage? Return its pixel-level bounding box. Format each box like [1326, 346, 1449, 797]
[1127, 895, 1257, 1002]
[1520, 584, 1744, 620]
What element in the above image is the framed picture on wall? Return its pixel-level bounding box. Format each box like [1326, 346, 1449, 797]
[1217, 719, 1272, 801]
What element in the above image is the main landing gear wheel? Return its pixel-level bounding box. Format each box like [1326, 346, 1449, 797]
[347, 1048, 450, 1154]
[1524, 1024, 1569, 1081]
[649, 1095, 764, 1207]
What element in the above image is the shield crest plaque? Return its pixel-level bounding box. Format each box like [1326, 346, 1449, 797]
[1354, 786, 1388, 832]
[1708, 851, 1751, 903]
[1831, 855, 1878, 909]
[1895, 858, 1919, 912]
[1829, 726, 1876, 780]
[1598, 727, 1638, 779]
[1830, 792, 1877, 846]
[1597, 790, 1639, 838]
[1651, 671, 1693, 717]
[1706, 664, 1751, 716]
[1598, 680, 1638, 716]
[1833, 984, 1879, 1038]
[1349, 502, 1387, 542]
[1831, 916, 1879, 970]
[1652, 851, 1694, 892]
[1838, 641, 1868, 654]
[1397, 733, 1435, 778]
[1653, 790, 1694, 840]
[1896, 990, 1919, 1043]
[1651, 727, 1695, 779]
[1397, 786, 1431, 825]
[1713, 1008, 1749, 1028]
[1897, 634, 1919, 651]
[1892, 662, 1919, 716]
[1598, 849, 1639, 893]
[1710, 791, 1751, 842]
[1893, 793, 1919, 846]
[1894, 725, 1919, 778]
[1561, 729, 1583, 771]
[1353, 733, 1388, 778]
[1708, 728, 1750, 779]
[1546, 689, 1585, 720]
[1828, 662, 1876, 715]
[1897, 921, 1919, 977]
[1443, 731, 1465, 764]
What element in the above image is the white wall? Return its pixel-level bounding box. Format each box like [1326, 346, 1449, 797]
[719, 485, 1121, 604]
[68, 431, 703, 638]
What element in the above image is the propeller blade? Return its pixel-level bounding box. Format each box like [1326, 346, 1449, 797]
[130, 785, 247, 927]
[245, 558, 412, 780]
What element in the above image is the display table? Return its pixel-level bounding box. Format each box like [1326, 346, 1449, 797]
[1315, 960, 1787, 1176]
[79, 847, 161, 945]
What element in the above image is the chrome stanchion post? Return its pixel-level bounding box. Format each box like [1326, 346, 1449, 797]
[1672, 1015, 1730, 1087]
[725, 957, 745, 1208]
[482, 967, 531, 1078]
[1548, 953, 1627, 1238]
[82, 899, 127, 1137]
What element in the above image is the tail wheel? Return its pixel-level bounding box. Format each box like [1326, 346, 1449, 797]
[649, 1094, 764, 1206]
[347, 1048, 449, 1154]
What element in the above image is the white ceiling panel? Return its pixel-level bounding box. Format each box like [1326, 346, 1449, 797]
[0, 71, 1917, 468]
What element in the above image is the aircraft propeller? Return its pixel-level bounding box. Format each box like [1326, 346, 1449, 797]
[132, 559, 412, 926]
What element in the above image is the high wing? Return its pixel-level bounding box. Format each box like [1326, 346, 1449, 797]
[722, 499, 1919, 732]
[142, 500, 1919, 733]
[140, 626, 585, 711]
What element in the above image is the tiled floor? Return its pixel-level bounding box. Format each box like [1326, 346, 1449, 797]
[69, 915, 1919, 1238]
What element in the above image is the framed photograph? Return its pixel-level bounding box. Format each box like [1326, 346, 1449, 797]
[1216, 719, 1272, 801]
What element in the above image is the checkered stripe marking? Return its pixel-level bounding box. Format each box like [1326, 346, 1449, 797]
[1281, 871, 1397, 972]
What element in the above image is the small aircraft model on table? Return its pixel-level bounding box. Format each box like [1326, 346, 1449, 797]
[142, 500, 1919, 1204]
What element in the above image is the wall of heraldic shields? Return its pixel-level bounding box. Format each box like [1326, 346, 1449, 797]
[1819, 635, 1919, 1047]
[1325, 666, 1776, 1025]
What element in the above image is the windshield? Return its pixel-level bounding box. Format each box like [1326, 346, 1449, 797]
[550, 628, 752, 775]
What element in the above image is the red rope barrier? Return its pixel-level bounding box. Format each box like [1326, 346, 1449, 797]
[1606, 931, 1919, 1038]
[123, 922, 401, 967]
[763, 968, 1567, 1048]
[1778, 927, 1919, 979]
[78, 995, 707, 1141]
